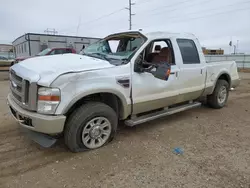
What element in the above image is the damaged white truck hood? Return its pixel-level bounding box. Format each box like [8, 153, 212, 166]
[10, 54, 114, 86]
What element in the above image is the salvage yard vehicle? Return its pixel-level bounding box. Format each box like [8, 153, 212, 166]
[7, 30, 240, 152]
[15, 47, 77, 63]
[0, 56, 15, 66]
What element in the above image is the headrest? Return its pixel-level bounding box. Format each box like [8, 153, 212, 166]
[154, 45, 161, 51]
[159, 47, 170, 56]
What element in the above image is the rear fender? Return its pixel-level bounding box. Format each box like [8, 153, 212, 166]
[211, 71, 231, 92]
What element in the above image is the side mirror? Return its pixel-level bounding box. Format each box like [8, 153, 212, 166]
[146, 63, 171, 81]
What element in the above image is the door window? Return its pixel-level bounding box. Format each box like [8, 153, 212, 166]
[139, 39, 175, 65]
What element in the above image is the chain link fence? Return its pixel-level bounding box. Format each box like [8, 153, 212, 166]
[205, 55, 250, 69]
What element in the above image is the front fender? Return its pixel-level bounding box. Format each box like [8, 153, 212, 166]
[56, 86, 131, 120]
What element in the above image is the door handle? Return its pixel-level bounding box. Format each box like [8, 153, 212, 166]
[201, 69, 203, 74]
[170, 72, 178, 77]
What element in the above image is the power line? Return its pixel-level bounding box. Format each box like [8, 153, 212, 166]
[134, 0, 154, 5]
[137, 0, 195, 14]
[138, 6, 250, 29]
[174, 6, 250, 23]
[167, 0, 250, 19]
[138, 0, 250, 20]
[59, 8, 126, 33]
[140, 0, 212, 17]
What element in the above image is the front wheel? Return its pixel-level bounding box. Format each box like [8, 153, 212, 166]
[64, 102, 118, 152]
[207, 79, 229, 109]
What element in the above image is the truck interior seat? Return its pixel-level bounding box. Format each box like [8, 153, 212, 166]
[152, 47, 172, 64]
[154, 45, 161, 52]
[146, 45, 162, 62]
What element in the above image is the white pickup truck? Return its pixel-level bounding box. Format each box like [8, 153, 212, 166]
[7, 30, 240, 152]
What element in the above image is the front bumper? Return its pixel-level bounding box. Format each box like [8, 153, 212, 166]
[7, 94, 66, 134]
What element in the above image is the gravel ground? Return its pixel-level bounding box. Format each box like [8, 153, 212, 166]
[0, 72, 250, 188]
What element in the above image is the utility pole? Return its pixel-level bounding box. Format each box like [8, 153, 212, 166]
[236, 40, 239, 54]
[233, 45, 236, 54]
[126, 0, 135, 30]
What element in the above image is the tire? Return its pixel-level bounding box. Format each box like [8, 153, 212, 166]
[207, 79, 229, 109]
[64, 102, 118, 152]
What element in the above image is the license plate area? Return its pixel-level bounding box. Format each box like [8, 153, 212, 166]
[9, 106, 33, 127]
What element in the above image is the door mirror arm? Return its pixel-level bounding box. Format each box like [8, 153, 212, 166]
[137, 61, 172, 81]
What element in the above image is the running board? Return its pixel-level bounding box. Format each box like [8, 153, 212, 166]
[125, 102, 201, 127]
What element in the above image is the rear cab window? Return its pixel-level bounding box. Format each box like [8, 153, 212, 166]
[176, 39, 200, 64]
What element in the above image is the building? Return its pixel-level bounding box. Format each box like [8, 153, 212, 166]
[0, 44, 13, 52]
[12, 33, 101, 58]
[202, 47, 224, 55]
[0, 44, 14, 59]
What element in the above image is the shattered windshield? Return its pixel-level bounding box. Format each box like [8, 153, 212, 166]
[82, 32, 145, 63]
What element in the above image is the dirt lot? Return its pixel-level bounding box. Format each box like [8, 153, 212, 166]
[0, 72, 250, 188]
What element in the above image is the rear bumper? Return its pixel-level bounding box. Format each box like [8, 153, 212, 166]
[231, 78, 240, 88]
[7, 94, 66, 134]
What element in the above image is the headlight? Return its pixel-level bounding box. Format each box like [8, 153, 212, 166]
[37, 87, 60, 114]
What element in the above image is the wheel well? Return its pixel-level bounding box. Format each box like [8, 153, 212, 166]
[65, 93, 124, 119]
[218, 73, 231, 86]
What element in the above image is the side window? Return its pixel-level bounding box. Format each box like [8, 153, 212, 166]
[177, 39, 200, 64]
[65, 49, 72, 53]
[151, 41, 168, 53]
[55, 49, 62, 54]
[51, 49, 66, 55]
[142, 39, 175, 65]
[49, 49, 55, 55]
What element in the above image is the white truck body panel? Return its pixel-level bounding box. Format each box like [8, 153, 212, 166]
[15, 54, 114, 86]
[205, 61, 239, 89]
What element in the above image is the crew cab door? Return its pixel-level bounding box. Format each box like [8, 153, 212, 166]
[131, 39, 181, 115]
[175, 38, 206, 102]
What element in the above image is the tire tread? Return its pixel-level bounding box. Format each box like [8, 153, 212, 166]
[64, 102, 117, 152]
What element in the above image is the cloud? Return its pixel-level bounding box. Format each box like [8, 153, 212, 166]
[0, 0, 249, 53]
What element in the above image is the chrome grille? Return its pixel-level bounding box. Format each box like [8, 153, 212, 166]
[10, 70, 25, 103]
[9, 69, 37, 111]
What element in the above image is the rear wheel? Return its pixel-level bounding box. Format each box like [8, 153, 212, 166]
[64, 102, 118, 152]
[207, 79, 229, 109]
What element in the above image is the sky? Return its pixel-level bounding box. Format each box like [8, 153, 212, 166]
[0, 0, 250, 54]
